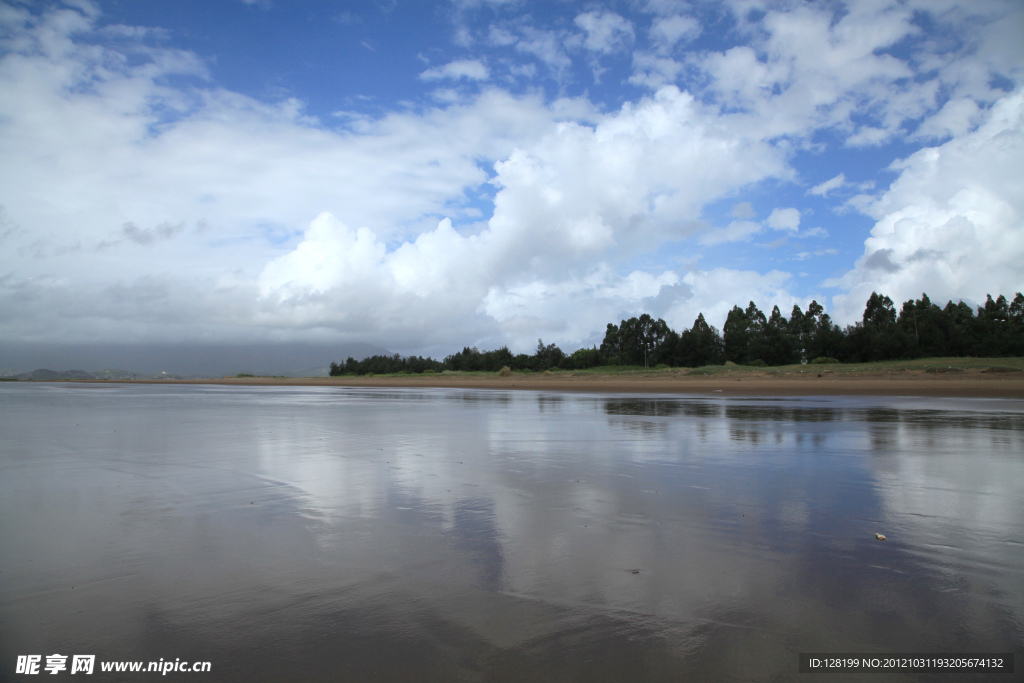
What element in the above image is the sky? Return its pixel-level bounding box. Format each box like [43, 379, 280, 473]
[0, 0, 1022, 358]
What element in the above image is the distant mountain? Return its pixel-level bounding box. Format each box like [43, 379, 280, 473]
[0, 342, 391, 379]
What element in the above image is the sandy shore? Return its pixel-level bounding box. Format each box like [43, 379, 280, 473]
[103, 367, 1024, 398]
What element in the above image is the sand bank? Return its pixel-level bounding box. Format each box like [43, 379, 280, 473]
[103, 367, 1024, 398]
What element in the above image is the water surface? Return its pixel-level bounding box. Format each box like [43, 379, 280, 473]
[1, 384, 1022, 681]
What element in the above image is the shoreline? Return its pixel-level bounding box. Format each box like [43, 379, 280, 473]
[60, 368, 1024, 398]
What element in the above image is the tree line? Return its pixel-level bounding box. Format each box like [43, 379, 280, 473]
[330, 291, 1024, 376]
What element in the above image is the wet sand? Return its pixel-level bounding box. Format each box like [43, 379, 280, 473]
[3, 384, 1022, 681]
[107, 368, 1024, 398]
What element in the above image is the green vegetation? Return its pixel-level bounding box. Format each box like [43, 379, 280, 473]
[330, 291, 1024, 377]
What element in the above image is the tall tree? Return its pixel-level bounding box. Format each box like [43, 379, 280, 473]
[802, 300, 843, 361]
[897, 294, 949, 358]
[849, 292, 906, 361]
[600, 323, 622, 364]
[678, 313, 725, 367]
[759, 305, 799, 365]
[604, 314, 672, 365]
[533, 339, 564, 370]
[723, 305, 750, 364]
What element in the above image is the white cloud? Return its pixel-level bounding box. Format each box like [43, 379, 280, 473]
[4, 1, 1022, 355]
[831, 88, 1024, 322]
[808, 173, 846, 197]
[649, 15, 700, 52]
[419, 59, 489, 81]
[514, 26, 572, 73]
[574, 11, 634, 54]
[700, 207, 801, 246]
[767, 208, 800, 232]
[256, 85, 790, 348]
[794, 248, 837, 261]
[914, 97, 981, 140]
[680, 1, 1021, 149]
[628, 51, 685, 89]
[0, 2, 793, 350]
[672, 268, 800, 330]
[487, 25, 517, 47]
[699, 220, 762, 246]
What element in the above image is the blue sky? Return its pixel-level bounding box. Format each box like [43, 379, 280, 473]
[0, 0, 1021, 356]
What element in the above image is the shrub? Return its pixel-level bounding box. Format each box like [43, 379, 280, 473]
[421, 369, 436, 374]
[747, 359, 767, 367]
[498, 366, 512, 377]
[809, 356, 839, 364]
[654, 363, 670, 370]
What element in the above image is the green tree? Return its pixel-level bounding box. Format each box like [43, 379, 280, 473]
[533, 339, 564, 370]
[897, 294, 950, 358]
[761, 305, 800, 365]
[848, 292, 906, 361]
[801, 300, 844, 361]
[724, 301, 767, 364]
[567, 346, 603, 369]
[723, 305, 750, 364]
[600, 323, 622, 364]
[603, 314, 671, 365]
[678, 313, 725, 366]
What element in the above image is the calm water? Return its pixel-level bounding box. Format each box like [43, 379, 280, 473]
[1, 384, 1022, 681]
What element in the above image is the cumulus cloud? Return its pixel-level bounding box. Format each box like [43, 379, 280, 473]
[3, 0, 1022, 354]
[257, 86, 791, 347]
[0, 4, 798, 350]
[831, 89, 1024, 322]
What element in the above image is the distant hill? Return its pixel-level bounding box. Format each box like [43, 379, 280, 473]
[11, 369, 98, 380]
[0, 342, 391, 379]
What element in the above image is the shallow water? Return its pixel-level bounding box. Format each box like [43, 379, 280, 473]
[1, 384, 1022, 681]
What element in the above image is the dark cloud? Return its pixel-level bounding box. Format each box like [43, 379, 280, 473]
[642, 281, 694, 318]
[863, 248, 900, 273]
